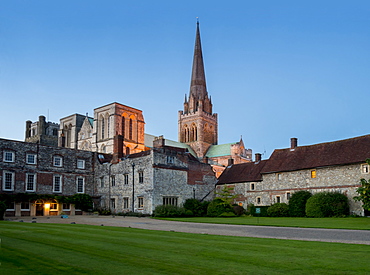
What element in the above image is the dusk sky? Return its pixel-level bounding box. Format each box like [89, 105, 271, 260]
[1, 1, 370, 159]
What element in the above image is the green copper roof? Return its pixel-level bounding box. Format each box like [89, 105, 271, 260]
[88, 118, 94, 127]
[205, 143, 237, 158]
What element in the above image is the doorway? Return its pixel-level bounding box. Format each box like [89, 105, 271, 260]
[36, 203, 44, 216]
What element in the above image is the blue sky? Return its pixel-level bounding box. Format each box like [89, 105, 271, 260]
[1, 1, 370, 159]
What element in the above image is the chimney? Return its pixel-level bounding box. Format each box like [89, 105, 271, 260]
[25, 120, 32, 139]
[255, 153, 262, 163]
[227, 158, 234, 166]
[291, 138, 298, 150]
[153, 135, 165, 148]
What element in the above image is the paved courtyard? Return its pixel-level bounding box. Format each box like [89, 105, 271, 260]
[8, 215, 370, 245]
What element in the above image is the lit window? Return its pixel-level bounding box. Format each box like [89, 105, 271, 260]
[26, 173, 36, 192]
[163, 197, 178, 206]
[123, 197, 129, 209]
[77, 159, 85, 169]
[26, 153, 37, 164]
[139, 171, 144, 183]
[4, 151, 14, 162]
[50, 203, 58, 210]
[76, 177, 85, 193]
[138, 197, 144, 208]
[3, 171, 14, 191]
[53, 175, 62, 193]
[53, 156, 63, 167]
[124, 174, 129, 185]
[361, 164, 369, 174]
[311, 170, 316, 179]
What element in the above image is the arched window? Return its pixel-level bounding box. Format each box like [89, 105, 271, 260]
[121, 116, 125, 138]
[129, 118, 133, 140]
[101, 116, 105, 139]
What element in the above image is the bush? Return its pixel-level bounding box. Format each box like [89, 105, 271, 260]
[246, 204, 269, 217]
[219, 212, 236, 217]
[183, 199, 209, 216]
[289, 191, 312, 217]
[267, 203, 289, 217]
[0, 201, 7, 220]
[306, 192, 350, 217]
[153, 205, 186, 217]
[207, 199, 233, 217]
[233, 205, 245, 216]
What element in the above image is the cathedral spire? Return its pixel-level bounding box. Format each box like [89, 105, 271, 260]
[190, 20, 207, 101]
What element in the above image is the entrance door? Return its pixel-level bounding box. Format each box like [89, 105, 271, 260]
[36, 203, 44, 216]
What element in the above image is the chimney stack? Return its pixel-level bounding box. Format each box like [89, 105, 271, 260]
[255, 153, 262, 163]
[153, 135, 165, 148]
[291, 138, 298, 150]
[227, 158, 234, 166]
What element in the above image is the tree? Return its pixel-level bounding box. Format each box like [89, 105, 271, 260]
[288, 191, 312, 217]
[215, 185, 238, 205]
[354, 159, 370, 212]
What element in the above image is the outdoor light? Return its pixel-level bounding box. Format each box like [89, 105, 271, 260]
[45, 203, 50, 209]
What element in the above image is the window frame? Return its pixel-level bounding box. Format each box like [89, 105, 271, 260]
[76, 176, 85, 193]
[111, 175, 115, 187]
[361, 164, 369, 174]
[26, 153, 37, 165]
[123, 197, 129, 209]
[53, 155, 63, 167]
[124, 174, 129, 185]
[77, 159, 85, 169]
[111, 198, 116, 209]
[137, 197, 144, 209]
[3, 151, 15, 162]
[53, 175, 62, 193]
[310, 170, 317, 179]
[250, 183, 255, 191]
[21, 201, 30, 210]
[3, 170, 15, 191]
[138, 171, 144, 183]
[256, 197, 261, 205]
[25, 173, 36, 192]
[162, 196, 178, 206]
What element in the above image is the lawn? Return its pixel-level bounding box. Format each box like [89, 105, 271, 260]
[1, 221, 370, 274]
[157, 216, 370, 230]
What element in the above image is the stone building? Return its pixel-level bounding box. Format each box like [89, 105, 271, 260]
[95, 136, 216, 214]
[0, 138, 95, 217]
[217, 136, 370, 215]
[25, 115, 59, 146]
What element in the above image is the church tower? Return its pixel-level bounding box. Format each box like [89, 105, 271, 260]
[178, 21, 218, 158]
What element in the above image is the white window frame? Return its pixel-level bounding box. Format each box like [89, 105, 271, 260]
[76, 177, 85, 193]
[26, 173, 36, 192]
[26, 153, 37, 164]
[3, 170, 15, 191]
[53, 156, 63, 167]
[77, 159, 85, 169]
[53, 175, 62, 193]
[3, 151, 15, 162]
[361, 164, 369, 174]
[6, 201, 15, 210]
[21, 201, 30, 210]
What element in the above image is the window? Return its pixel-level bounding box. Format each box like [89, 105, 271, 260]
[361, 164, 369, 174]
[250, 183, 255, 191]
[311, 170, 316, 178]
[287, 192, 291, 200]
[26, 153, 37, 164]
[101, 118, 105, 139]
[76, 177, 85, 193]
[63, 203, 70, 210]
[53, 156, 63, 167]
[123, 197, 129, 209]
[21, 202, 30, 210]
[163, 197, 178, 206]
[53, 175, 62, 193]
[124, 174, 129, 185]
[77, 159, 85, 169]
[6, 201, 15, 210]
[276, 173, 282, 180]
[139, 171, 144, 183]
[50, 203, 58, 210]
[26, 173, 36, 192]
[3, 171, 14, 191]
[100, 177, 104, 188]
[276, 196, 281, 203]
[111, 198, 116, 209]
[138, 197, 144, 209]
[256, 197, 261, 205]
[111, 175, 115, 187]
[4, 151, 14, 162]
[167, 156, 174, 164]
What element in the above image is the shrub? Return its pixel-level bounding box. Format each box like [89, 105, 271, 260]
[183, 199, 208, 216]
[289, 191, 312, 217]
[306, 192, 350, 217]
[233, 205, 245, 216]
[207, 199, 233, 217]
[0, 201, 7, 220]
[153, 205, 186, 217]
[267, 203, 289, 217]
[219, 212, 236, 217]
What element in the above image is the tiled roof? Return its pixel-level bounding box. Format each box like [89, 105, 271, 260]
[217, 160, 268, 184]
[205, 143, 237, 158]
[261, 134, 370, 174]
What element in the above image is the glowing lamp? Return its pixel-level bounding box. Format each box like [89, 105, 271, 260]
[45, 203, 50, 209]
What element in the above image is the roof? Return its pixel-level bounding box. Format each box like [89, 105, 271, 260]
[217, 160, 268, 184]
[88, 117, 94, 127]
[205, 143, 236, 158]
[261, 134, 370, 174]
[144, 134, 197, 156]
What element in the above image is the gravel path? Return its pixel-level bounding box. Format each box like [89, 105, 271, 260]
[9, 215, 370, 245]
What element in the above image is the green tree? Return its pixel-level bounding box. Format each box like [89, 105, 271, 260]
[215, 185, 238, 205]
[354, 159, 370, 212]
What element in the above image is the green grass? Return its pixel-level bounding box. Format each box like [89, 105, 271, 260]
[157, 216, 370, 230]
[1, 222, 370, 274]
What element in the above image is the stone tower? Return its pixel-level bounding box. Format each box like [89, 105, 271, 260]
[178, 22, 218, 158]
